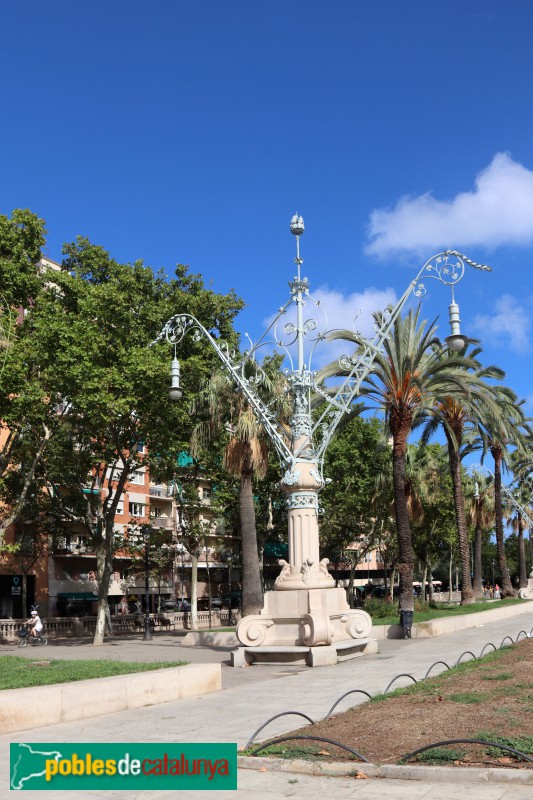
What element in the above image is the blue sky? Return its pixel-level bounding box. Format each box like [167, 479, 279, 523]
[2, 1, 533, 435]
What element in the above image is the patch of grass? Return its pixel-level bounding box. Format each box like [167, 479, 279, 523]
[448, 692, 489, 704]
[205, 628, 235, 632]
[480, 672, 513, 681]
[370, 597, 524, 627]
[0, 656, 187, 690]
[414, 746, 466, 764]
[475, 731, 533, 760]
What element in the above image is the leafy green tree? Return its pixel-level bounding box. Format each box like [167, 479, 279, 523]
[319, 415, 390, 601]
[124, 526, 177, 614]
[0, 209, 53, 553]
[30, 237, 243, 644]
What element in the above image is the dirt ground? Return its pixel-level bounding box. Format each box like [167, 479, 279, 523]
[256, 638, 533, 768]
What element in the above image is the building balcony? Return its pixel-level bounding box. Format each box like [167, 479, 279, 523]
[149, 485, 174, 500]
[149, 517, 175, 529]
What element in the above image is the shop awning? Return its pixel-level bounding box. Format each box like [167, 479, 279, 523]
[263, 541, 289, 558]
[58, 592, 98, 601]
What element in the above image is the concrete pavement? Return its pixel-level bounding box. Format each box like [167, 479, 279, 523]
[1, 606, 533, 798]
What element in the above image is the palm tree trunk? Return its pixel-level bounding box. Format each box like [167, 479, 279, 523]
[240, 459, 263, 616]
[446, 439, 474, 604]
[391, 426, 414, 613]
[518, 514, 527, 589]
[492, 448, 515, 597]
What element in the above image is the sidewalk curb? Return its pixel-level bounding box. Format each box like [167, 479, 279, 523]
[238, 756, 533, 784]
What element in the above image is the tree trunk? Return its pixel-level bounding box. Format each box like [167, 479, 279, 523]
[391, 423, 414, 613]
[492, 448, 515, 597]
[473, 521, 484, 598]
[93, 532, 113, 646]
[428, 558, 434, 603]
[190, 553, 198, 629]
[446, 436, 474, 604]
[518, 514, 527, 589]
[347, 558, 356, 607]
[421, 564, 428, 603]
[240, 458, 263, 616]
[448, 550, 453, 602]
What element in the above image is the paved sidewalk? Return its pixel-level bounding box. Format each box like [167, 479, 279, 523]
[1, 607, 532, 798]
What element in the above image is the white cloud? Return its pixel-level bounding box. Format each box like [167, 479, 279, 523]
[262, 285, 398, 369]
[471, 294, 532, 352]
[365, 153, 533, 258]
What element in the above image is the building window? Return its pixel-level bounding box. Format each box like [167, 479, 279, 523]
[202, 488, 211, 500]
[131, 470, 145, 486]
[129, 502, 146, 517]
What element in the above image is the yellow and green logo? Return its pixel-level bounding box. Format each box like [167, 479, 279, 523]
[10, 743, 237, 791]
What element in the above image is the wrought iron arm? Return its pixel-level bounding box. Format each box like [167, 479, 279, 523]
[468, 464, 533, 529]
[313, 251, 492, 466]
[151, 313, 294, 467]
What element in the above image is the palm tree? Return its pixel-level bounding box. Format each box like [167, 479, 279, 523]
[466, 475, 494, 597]
[476, 391, 528, 597]
[420, 345, 504, 604]
[508, 448, 533, 579]
[319, 306, 482, 613]
[191, 357, 290, 616]
[505, 450, 533, 589]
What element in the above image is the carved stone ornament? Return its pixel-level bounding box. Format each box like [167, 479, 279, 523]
[319, 558, 330, 576]
[286, 492, 318, 510]
[341, 609, 372, 640]
[236, 616, 274, 647]
[301, 558, 316, 584]
[275, 559, 292, 587]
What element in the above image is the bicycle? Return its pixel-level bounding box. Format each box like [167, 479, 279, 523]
[18, 625, 47, 647]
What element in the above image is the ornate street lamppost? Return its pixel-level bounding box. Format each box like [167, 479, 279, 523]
[142, 525, 153, 641]
[153, 217, 491, 661]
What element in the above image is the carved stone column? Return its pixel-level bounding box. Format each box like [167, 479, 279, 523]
[276, 460, 334, 591]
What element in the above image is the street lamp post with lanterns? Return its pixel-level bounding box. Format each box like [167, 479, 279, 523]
[152, 217, 491, 663]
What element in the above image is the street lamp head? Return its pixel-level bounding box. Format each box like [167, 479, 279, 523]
[141, 524, 152, 544]
[168, 356, 183, 402]
[289, 214, 305, 236]
[445, 297, 468, 352]
[445, 333, 469, 352]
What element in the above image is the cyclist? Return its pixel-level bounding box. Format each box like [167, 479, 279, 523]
[27, 609, 43, 640]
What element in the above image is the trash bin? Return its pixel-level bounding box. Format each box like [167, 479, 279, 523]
[400, 609, 413, 639]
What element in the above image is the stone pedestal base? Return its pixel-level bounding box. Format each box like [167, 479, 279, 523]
[231, 637, 378, 667]
[235, 587, 373, 649]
